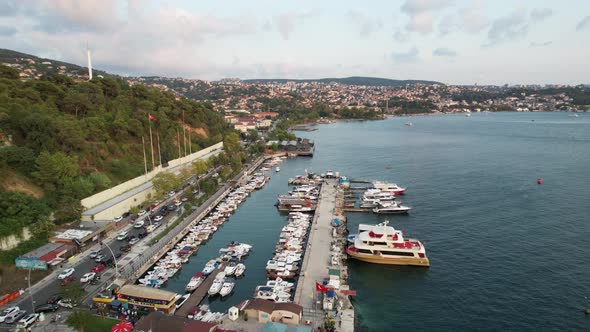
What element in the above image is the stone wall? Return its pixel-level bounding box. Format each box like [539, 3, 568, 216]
[0, 227, 32, 250]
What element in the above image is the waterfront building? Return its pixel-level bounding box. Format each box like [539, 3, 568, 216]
[116, 285, 178, 314]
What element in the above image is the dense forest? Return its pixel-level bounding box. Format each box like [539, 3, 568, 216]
[0, 64, 232, 238]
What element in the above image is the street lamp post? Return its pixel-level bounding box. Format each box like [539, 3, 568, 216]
[99, 235, 118, 280]
[27, 268, 35, 312]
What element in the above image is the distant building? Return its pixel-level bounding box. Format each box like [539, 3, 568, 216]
[15, 242, 76, 270]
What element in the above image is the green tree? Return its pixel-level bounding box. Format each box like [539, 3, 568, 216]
[0, 65, 18, 79]
[33, 151, 80, 192]
[0, 191, 49, 237]
[246, 129, 258, 141]
[223, 132, 241, 154]
[66, 310, 91, 332]
[152, 172, 182, 198]
[62, 281, 86, 304]
[0, 145, 37, 174]
[191, 160, 209, 175]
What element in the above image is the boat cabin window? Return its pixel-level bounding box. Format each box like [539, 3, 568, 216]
[381, 251, 415, 257]
[357, 249, 373, 254]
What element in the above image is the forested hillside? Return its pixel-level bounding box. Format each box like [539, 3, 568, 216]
[0, 64, 231, 229]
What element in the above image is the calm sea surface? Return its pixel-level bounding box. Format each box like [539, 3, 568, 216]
[162, 112, 590, 331]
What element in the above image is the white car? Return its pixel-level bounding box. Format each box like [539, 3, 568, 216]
[57, 268, 75, 280]
[134, 220, 145, 228]
[17, 313, 39, 329]
[174, 201, 182, 207]
[113, 216, 123, 222]
[154, 215, 163, 222]
[167, 191, 176, 197]
[129, 237, 140, 245]
[137, 209, 147, 216]
[89, 250, 102, 258]
[0, 306, 19, 323]
[80, 272, 96, 283]
[116, 231, 129, 241]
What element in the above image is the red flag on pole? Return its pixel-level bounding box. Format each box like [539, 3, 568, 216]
[316, 282, 327, 292]
[148, 114, 157, 121]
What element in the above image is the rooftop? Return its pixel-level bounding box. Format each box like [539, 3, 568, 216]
[118, 284, 177, 301]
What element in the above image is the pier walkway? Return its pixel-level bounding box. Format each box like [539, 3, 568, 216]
[294, 179, 337, 323]
[175, 262, 227, 317]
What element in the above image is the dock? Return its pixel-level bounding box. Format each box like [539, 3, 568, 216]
[343, 208, 371, 213]
[175, 262, 227, 317]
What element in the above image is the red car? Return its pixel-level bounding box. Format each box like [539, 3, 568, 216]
[91, 264, 106, 273]
[60, 276, 74, 286]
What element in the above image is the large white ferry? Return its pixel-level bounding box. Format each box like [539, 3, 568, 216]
[346, 221, 429, 267]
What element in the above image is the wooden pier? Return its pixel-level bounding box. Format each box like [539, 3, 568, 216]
[174, 262, 227, 317]
[343, 208, 371, 213]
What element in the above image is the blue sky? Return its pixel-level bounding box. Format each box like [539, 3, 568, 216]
[1, 0, 589, 84]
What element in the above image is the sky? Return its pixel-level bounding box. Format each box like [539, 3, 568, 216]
[1, 0, 589, 85]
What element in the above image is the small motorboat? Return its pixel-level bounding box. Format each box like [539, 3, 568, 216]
[234, 263, 246, 277]
[186, 272, 206, 292]
[208, 272, 226, 296]
[175, 293, 190, 309]
[202, 260, 218, 275]
[224, 262, 237, 276]
[219, 281, 235, 297]
[276, 166, 281, 172]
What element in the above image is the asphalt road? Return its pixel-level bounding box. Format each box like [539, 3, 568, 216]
[0, 182, 198, 331]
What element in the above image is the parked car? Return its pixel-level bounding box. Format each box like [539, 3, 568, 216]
[138, 209, 147, 216]
[174, 201, 182, 207]
[57, 299, 75, 308]
[35, 304, 59, 313]
[17, 313, 39, 329]
[47, 294, 63, 304]
[116, 231, 129, 241]
[122, 212, 130, 218]
[150, 203, 157, 210]
[134, 220, 145, 228]
[89, 250, 102, 258]
[167, 190, 176, 197]
[60, 276, 74, 286]
[154, 215, 163, 222]
[153, 222, 162, 229]
[138, 232, 147, 239]
[114, 252, 122, 259]
[4, 310, 26, 324]
[120, 244, 131, 252]
[91, 264, 106, 273]
[0, 306, 20, 323]
[94, 254, 106, 263]
[57, 268, 75, 280]
[113, 216, 123, 222]
[129, 237, 140, 245]
[181, 196, 188, 202]
[80, 272, 96, 283]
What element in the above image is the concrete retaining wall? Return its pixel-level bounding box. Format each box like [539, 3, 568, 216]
[0, 227, 32, 250]
[81, 142, 223, 209]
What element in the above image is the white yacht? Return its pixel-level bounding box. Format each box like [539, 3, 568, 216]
[224, 262, 237, 276]
[234, 263, 246, 277]
[202, 260, 218, 275]
[219, 281, 235, 297]
[185, 272, 206, 292]
[372, 201, 411, 214]
[208, 272, 226, 296]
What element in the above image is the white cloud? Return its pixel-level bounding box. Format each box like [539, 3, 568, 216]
[485, 9, 529, 47]
[391, 46, 419, 63]
[400, 0, 453, 34]
[272, 10, 318, 40]
[576, 16, 590, 31]
[432, 47, 457, 56]
[529, 41, 552, 47]
[530, 8, 553, 22]
[347, 10, 383, 37]
[460, 0, 489, 33]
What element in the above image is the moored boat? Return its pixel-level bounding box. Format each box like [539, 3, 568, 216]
[185, 272, 206, 292]
[346, 221, 429, 267]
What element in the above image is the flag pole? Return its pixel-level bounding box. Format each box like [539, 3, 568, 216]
[182, 110, 187, 157]
[188, 127, 192, 155]
[157, 132, 162, 166]
[148, 116, 155, 169]
[177, 128, 182, 159]
[142, 136, 148, 176]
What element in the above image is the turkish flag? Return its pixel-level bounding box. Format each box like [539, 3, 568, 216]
[316, 282, 327, 292]
[149, 114, 157, 121]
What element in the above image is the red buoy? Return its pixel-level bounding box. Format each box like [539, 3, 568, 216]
[537, 178, 543, 185]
